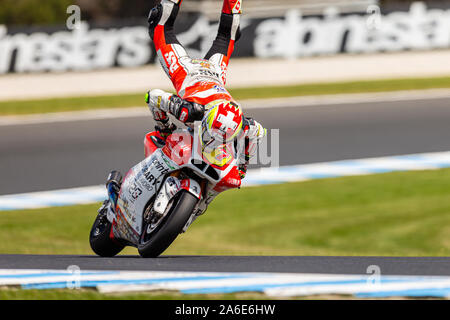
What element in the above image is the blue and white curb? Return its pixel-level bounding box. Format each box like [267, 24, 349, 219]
[2, 150, 450, 211]
[1, 269, 450, 298]
[243, 150, 450, 186]
[0, 186, 106, 211]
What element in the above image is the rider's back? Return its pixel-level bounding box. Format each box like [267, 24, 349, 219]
[174, 58, 235, 107]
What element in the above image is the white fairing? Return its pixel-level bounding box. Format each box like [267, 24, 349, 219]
[115, 149, 179, 241]
[112, 129, 239, 244]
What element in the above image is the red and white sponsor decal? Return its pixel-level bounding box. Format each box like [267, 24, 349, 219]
[179, 108, 188, 123]
[180, 179, 190, 189]
[164, 51, 179, 74]
[232, 0, 242, 13]
[226, 177, 241, 187]
[180, 179, 201, 199]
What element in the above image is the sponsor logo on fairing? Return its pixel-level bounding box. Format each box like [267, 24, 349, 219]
[135, 155, 171, 191]
[113, 208, 140, 243]
[226, 177, 240, 187]
[129, 183, 142, 201]
[161, 156, 176, 170]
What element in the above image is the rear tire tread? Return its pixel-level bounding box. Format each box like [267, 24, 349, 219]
[89, 213, 124, 257]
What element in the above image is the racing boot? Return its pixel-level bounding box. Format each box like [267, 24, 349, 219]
[147, 3, 162, 35]
[147, 0, 183, 38]
[222, 0, 242, 14]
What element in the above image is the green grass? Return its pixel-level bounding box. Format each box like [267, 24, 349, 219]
[2, 76, 450, 116]
[0, 288, 387, 300]
[2, 169, 450, 299]
[0, 288, 273, 300]
[1, 169, 450, 257]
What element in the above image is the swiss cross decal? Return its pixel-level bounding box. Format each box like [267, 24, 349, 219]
[217, 111, 238, 131]
[233, 0, 241, 13]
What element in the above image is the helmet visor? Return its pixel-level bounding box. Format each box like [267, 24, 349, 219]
[201, 121, 226, 151]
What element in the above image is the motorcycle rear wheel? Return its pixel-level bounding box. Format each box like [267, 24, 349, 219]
[138, 190, 197, 258]
[89, 209, 125, 257]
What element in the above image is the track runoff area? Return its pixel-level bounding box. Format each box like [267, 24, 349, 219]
[2, 93, 450, 299]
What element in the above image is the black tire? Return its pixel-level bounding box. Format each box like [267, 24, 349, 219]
[89, 212, 125, 257]
[138, 190, 198, 258]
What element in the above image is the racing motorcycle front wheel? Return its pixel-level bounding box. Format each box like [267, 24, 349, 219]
[89, 202, 125, 257]
[138, 190, 198, 258]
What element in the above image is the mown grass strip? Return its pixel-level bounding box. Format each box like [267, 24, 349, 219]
[0, 288, 272, 300]
[2, 76, 450, 115]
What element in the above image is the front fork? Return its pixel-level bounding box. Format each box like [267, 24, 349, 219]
[153, 175, 202, 216]
[104, 169, 203, 237]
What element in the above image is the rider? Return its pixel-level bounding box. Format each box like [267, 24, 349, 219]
[145, 0, 266, 179]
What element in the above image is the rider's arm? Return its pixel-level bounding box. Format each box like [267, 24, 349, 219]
[243, 117, 267, 159]
[237, 117, 267, 178]
[145, 89, 174, 138]
[146, 89, 205, 124]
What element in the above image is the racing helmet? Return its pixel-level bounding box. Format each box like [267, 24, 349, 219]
[200, 100, 243, 152]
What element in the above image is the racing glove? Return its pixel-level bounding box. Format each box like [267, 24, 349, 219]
[238, 163, 248, 179]
[244, 117, 267, 141]
[146, 89, 176, 138]
[242, 117, 267, 162]
[236, 117, 267, 176]
[146, 89, 205, 124]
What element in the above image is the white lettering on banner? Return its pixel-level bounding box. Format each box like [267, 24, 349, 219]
[254, 9, 347, 58]
[254, 2, 450, 58]
[66, 5, 82, 31]
[1, 2, 450, 74]
[0, 22, 151, 74]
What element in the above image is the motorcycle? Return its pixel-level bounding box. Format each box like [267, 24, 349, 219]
[89, 126, 242, 258]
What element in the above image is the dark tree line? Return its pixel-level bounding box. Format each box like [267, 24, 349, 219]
[0, 0, 160, 25]
[76, 0, 160, 22]
[0, 0, 447, 26]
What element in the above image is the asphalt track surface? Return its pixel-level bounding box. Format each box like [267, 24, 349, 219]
[2, 97, 450, 195]
[2, 96, 450, 275]
[1, 254, 450, 276]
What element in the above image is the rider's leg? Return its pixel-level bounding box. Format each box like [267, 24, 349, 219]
[148, 0, 189, 136]
[148, 0, 189, 93]
[204, 0, 242, 85]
